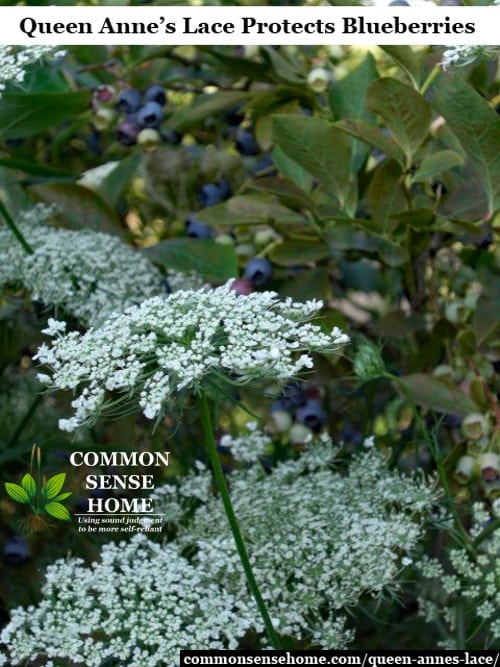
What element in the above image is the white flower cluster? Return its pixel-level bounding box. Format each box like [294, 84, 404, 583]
[441, 45, 500, 71]
[160, 430, 435, 644]
[418, 501, 500, 645]
[0, 535, 255, 667]
[0, 219, 167, 326]
[0, 431, 434, 665]
[34, 282, 350, 432]
[0, 47, 65, 95]
[219, 420, 273, 463]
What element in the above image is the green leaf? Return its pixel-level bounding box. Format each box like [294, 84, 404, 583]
[412, 150, 464, 183]
[335, 119, 406, 167]
[21, 474, 37, 500]
[272, 114, 352, 208]
[269, 240, 331, 267]
[5, 482, 30, 504]
[367, 160, 406, 225]
[195, 195, 306, 227]
[366, 78, 432, 165]
[473, 274, 500, 344]
[53, 492, 72, 502]
[380, 46, 423, 88]
[144, 239, 237, 282]
[432, 72, 500, 219]
[27, 183, 122, 236]
[96, 153, 142, 209]
[272, 145, 313, 193]
[0, 91, 90, 140]
[260, 46, 304, 84]
[0, 157, 77, 180]
[42, 473, 66, 500]
[169, 92, 248, 132]
[279, 267, 331, 302]
[397, 373, 479, 417]
[247, 177, 316, 213]
[44, 501, 71, 522]
[329, 53, 378, 171]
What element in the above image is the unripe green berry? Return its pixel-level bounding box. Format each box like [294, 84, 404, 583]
[271, 410, 293, 434]
[94, 107, 117, 131]
[235, 243, 256, 258]
[289, 423, 313, 445]
[254, 228, 278, 247]
[137, 128, 161, 151]
[307, 67, 331, 93]
[462, 413, 490, 441]
[433, 364, 455, 383]
[353, 343, 385, 381]
[215, 233, 235, 246]
[454, 455, 476, 483]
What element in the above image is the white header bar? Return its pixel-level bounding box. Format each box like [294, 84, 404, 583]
[0, 6, 498, 46]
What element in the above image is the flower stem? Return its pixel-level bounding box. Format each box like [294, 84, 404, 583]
[198, 390, 282, 649]
[0, 199, 33, 255]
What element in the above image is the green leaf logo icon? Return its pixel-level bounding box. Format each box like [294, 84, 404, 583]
[5, 483, 30, 504]
[42, 473, 66, 500]
[21, 474, 37, 500]
[44, 501, 71, 522]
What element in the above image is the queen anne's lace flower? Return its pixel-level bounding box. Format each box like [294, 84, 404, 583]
[156, 429, 435, 644]
[0, 431, 434, 665]
[0, 536, 255, 667]
[34, 282, 350, 431]
[0, 217, 205, 326]
[441, 45, 500, 71]
[0, 47, 65, 95]
[418, 501, 500, 645]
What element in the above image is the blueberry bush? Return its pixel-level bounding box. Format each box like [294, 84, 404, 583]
[0, 39, 499, 663]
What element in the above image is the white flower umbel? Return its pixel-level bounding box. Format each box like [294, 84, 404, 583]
[418, 502, 500, 645]
[0, 220, 164, 326]
[441, 45, 500, 71]
[157, 430, 435, 644]
[35, 282, 349, 432]
[0, 535, 255, 667]
[0, 47, 65, 96]
[0, 433, 434, 664]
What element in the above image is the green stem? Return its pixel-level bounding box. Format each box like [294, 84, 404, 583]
[455, 596, 465, 649]
[0, 200, 33, 254]
[198, 390, 282, 649]
[420, 64, 441, 97]
[8, 394, 43, 448]
[473, 517, 500, 549]
[386, 373, 475, 558]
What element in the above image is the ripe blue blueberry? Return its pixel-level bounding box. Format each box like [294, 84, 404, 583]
[3, 534, 29, 565]
[296, 399, 327, 433]
[439, 0, 462, 4]
[116, 88, 142, 114]
[117, 120, 140, 146]
[198, 180, 232, 207]
[144, 85, 167, 106]
[252, 154, 276, 177]
[137, 102, 165, 129]
[389, 0, 409, 4]
[235, 128, 260, 156]
[185, 215, 213, 239]
[244, 257, 273, 287]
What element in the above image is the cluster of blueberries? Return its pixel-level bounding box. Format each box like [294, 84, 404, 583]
[271, 382, 327, 434]
[115, 85, 181, 147]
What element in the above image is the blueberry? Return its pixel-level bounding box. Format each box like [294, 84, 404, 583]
[185, 215, 212, 239]
[439, 0, 462, 4]
[162, 277, 172, 294]
[160, 129, 183, 145]
[281, 382, 307, 409]
[3, 535, 29, 565]
[244, 257, 273, 287]
[252, 154, 276, 177]
[229, 278, 254, 296]
[137, 101, 164, 129]
[117, 120, 140, 146]
[389, 0, 409, 4]
[144, 85, 167, 106]
[224, 104, 244, 127]
[296, 400, 327, 433]
[198, 180, 232, 207]
[235, 128, 260, 156]
[116, 88, 142, 114]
